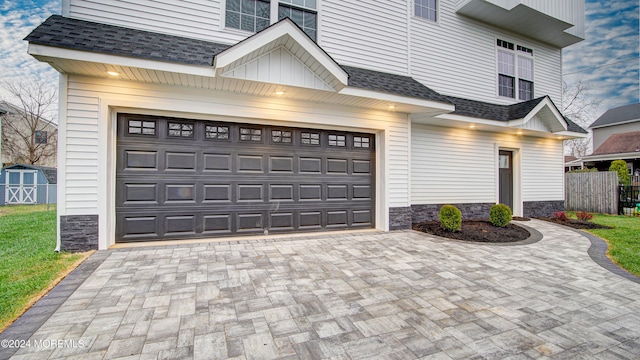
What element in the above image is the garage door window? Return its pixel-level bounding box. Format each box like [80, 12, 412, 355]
[205, 125, 230, 140]
[301, 131, 320, 146]
[128, 120, 156, 136]
[240, 127, 262, 142]
[168, 122, 194, 138]
[353, 136, 370, 149]
[328, 134, 346, 147]
[271, 130, 292, 144]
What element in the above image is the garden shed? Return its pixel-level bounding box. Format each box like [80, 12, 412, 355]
[0, 164, 57, 205]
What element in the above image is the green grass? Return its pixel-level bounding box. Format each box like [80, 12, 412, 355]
[586, 214, 640, 276]
[0, 205, 89, 331]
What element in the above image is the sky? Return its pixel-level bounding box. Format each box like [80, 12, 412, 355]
[0, 0, 639, 125]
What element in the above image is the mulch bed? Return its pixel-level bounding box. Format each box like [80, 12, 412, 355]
[537, 217, 612, 229]
[412, 220, 530, 243]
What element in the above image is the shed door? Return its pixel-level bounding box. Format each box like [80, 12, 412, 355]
[116, 114, 375, 242]
[5, 170, 37, 204]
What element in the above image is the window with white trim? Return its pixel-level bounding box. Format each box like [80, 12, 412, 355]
[497, 39, 534, 100]
[415, 0, 437, 22]
[278, 0, 317, 40]
[226, 0, 271, 33]
[225, 0, 318, 39]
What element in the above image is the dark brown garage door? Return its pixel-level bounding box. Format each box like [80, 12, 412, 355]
[116, 114, 375, 242]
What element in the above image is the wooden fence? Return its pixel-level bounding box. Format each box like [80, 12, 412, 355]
[565, 172, 619, 214]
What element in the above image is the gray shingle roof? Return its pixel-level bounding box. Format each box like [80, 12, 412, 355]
[342, 66, 452, 104]
[446, 96, 587, 133]
[25, 15, 230, 66]
[590, 103, 640, 128]
[25, 15, 586, 134]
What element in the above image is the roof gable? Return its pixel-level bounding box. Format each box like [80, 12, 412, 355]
[214, 18, 347, 91]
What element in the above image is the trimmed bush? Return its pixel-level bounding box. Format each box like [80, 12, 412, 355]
[439, 205, 462, 232]
[610, 160, 630, 186]
[490, 203, 512, 227]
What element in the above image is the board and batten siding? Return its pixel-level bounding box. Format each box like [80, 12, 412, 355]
[60, 75, 411, 236]
[410, 0, 562, 105]
[411, 123, 564, 205]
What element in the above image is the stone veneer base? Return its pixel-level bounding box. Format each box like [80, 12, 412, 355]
[60, 215, 99, 252]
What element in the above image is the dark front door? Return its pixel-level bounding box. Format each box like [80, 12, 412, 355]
[499, 150, 513, 211]
[115, 113, 375, 242]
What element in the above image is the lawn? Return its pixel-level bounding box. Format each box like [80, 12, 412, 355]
[586, 214, 640, 277]
[0, 205, 91, 332]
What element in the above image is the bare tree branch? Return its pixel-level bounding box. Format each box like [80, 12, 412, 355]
[1, 80, 58, 166]
[561, 80, 600, 158]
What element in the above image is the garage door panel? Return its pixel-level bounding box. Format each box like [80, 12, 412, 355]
[116, 114, 375, 242]
[203, 153, 232, 171]
[166, 152, 196, 170]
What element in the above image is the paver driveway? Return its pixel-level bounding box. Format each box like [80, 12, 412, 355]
[4, 219, 640, 359]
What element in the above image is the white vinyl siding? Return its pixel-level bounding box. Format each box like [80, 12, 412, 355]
[411, 123, 564, 204]
[410, 0, 562, 105]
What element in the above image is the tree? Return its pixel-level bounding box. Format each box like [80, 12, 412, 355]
[610, 160, 630, 186]
[561, 80, 600, 158]
[1, 80, 58, 166]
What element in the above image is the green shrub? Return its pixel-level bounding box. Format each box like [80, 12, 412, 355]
[610, 160, 630, 186]
[439, 205, 462, 232]
[490, 203, 512, 227]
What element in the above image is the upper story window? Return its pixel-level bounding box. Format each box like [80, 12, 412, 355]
[497, 39, 534, 101]
[226, 0, 271, 33]
[415, 0, 437, 22]
[34, 130, 47, 144]
[225, 0, 318, 40]
[278, 0, 317, 40]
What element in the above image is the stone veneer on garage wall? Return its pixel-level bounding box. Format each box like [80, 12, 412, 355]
[523, 200, 564, 218]
[60, 215, 99, 252]
[389, 201, 566, 229]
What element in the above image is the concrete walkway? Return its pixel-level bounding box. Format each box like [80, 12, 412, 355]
[2, 220, 640, 359]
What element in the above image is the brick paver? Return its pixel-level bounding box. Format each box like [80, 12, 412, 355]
[4, 220, 640, 359]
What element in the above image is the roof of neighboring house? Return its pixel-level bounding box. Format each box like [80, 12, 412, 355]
[0, 101, 57, 127]
[590, 103, 640, 129]
[564, 155, 577, 163]
[2, 164, 57, 184]
[25, 15, 586, 134]
[445, 96, 587, 133]
[591, 131, 640, 156]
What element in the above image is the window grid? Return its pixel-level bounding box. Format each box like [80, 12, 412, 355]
[128, 120, 156, 136]
[271, 130, 293, 144]
[278, 2, 317, 40]
[415, 0, 437, 22]
[205, 125, 230, 140]
[301, 132, 320, 145]
[34, 130, 47, 144]
[328, 134, 346, 147]
[353, 136, 370, 149]
[226, 0, 270, 33]
[497, 39, 534, 99]
[168, 122, 194, 138]
[240, 127, 263, 142]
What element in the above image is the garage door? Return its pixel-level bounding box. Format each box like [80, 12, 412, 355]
[116, 114, 375, 242]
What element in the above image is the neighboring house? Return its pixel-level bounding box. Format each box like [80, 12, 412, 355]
[0, 164, 57, 205]
[25, 0, 587, 251]
[565, 103, 640, 174]
[0, 101, 58, 168]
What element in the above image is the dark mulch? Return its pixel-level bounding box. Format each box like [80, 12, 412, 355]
[412, 220, 530, 243]
[537, 217, 612, 229]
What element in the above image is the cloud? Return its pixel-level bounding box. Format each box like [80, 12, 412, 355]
[0, 0, 60, 105]
[563, 0, 640, 120]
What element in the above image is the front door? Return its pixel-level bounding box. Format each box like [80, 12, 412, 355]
[5, 170, 37, 204]
[499, 150, 513, 211]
